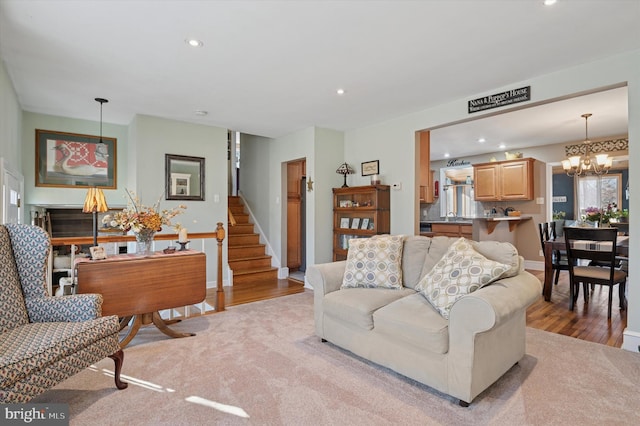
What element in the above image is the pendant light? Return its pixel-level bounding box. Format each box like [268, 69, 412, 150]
[562, 113, 612, 177]
[83, 97, 110, 247]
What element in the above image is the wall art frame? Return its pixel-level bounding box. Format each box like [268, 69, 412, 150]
[361, 160, 379, 176]
[165, 154, 205, 201]
[35, 129, 117, 189]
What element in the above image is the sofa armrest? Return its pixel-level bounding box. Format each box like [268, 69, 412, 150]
[307, 261, 346, 296]
[307, 261, 346, 339]
[26, 294, 104, 323]
[446, 271, 541, 403]
[449, 271, 541, 334]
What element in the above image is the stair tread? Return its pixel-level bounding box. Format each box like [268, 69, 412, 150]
[233, 266, 278, 275]
[229, 255, 271, 261]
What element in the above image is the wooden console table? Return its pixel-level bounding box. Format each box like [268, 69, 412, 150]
[76, 250, 206, 348]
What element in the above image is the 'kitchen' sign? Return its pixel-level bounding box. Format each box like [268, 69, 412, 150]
[468, 86, 531, 114]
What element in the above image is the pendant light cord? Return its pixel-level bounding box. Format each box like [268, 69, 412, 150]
[95, 97, 109, 143]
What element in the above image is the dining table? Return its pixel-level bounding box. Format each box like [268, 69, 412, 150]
[542, 233, 629, 302]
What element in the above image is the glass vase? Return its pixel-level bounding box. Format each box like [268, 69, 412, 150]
[135, 229, 156, 256]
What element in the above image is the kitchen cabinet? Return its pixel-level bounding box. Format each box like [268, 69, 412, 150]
[333, 185, 390, 261]
[418, 131, 435, 203]
[431, 223, 473, 239]
[473, 158, 534, 201]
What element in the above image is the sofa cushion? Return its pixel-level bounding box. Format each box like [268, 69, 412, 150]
[419, 236, 456, 280]
[373, 293, 449, 354]
[416, 237, 510, 319]
[341, 235, 405, 289]
[324, 287, 416, 331]
[400, 236, 433, 289]
[469, 240, 521, 279]
[0, 226, 29, 333]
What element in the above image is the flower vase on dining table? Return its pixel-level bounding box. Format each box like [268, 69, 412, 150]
[135, 229, 156, 256]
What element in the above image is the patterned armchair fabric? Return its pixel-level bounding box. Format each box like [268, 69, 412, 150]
[0, 224, 127, 403]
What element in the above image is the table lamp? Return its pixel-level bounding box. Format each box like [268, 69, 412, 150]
[83, 187, 109, 246]
[336, 162, 355, 188]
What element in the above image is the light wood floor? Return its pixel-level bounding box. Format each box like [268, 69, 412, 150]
[206, 270, 626, 348]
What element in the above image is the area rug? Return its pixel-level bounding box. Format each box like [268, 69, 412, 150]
[33, 291, 640, 425]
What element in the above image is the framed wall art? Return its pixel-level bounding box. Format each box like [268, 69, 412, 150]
[165, 154, 205, 201]
[35, 129, 117, 188]
[361, 160, 379, 176]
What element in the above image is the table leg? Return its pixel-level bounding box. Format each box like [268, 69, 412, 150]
[118, 312, 195, 348]
[118, 316, 133, 331]
[119, 315, 143, 349]
[151, 312, 196, 339]
[543, 241, 554, 301]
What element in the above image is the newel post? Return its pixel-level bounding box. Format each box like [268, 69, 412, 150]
[215, 222, 226, 312]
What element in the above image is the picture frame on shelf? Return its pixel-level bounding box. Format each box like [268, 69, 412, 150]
[340, 217, 350, 228]
[361, 160, 379, 176]
[165, 154, 205, 201]
[35, 129, 117, 189]
[360, 218, 370, 230]
[89, 246, 107, 260]
[351, 218, 360, 229]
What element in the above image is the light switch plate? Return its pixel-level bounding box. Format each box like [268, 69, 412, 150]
[536, 197, 544, 204]
[392, 182, 402, 190]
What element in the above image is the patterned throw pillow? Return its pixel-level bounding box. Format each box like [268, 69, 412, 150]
[416, 237, 510, 319]
[341, 235, 405, 289]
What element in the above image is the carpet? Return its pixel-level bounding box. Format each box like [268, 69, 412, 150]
[33, 291, 640, 425]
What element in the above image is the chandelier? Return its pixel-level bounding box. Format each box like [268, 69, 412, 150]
[561, 113, 612, 177]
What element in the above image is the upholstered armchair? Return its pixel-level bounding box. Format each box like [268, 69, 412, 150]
[0, 224, 127, 403]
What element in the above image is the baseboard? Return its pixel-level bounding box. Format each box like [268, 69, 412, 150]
[524, 260, 544, 271]
[278, 267, 289, 279]
[622, 328, 640, 353]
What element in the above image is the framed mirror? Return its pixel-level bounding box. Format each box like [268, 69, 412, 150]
[165, 154, 205, 201]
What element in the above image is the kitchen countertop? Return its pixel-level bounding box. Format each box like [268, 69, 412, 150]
[481, 215, 532, 221]
[424, 220, 474, 225]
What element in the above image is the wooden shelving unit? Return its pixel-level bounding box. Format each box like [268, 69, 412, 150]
[332, 185, 390, 261]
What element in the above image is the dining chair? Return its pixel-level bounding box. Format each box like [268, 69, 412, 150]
[563, 227, 627, 319]
[538, 222, 569, 287]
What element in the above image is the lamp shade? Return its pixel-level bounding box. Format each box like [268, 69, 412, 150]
[83, 187, 109, 213]
[336, 162, 354, 175]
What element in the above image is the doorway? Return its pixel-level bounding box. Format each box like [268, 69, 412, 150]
[1, 158, 23, 224]
[286, 159, 306, 277]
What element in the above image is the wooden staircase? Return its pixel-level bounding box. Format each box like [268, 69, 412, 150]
[228, 196, 279, 285]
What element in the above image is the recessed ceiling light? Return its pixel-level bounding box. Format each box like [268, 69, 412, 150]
[336, 88, 346, 95]
[444, 153, 450, 158]
[186, 38, 204, 48]
[499, 143, 506, 150]
[543, 0, 557, 6]
[195, 110, 208, 116]
[478, 138, 486, 143]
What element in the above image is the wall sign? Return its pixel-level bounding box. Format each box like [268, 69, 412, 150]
[446, 159, 470, 167]
[468, 86, 531, 114]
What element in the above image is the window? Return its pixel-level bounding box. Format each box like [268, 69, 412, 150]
[576, 173, 622, 215]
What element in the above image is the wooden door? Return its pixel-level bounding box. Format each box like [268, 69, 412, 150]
[287, 160, 304, 270]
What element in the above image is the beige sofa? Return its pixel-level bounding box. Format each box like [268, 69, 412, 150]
[307, 236, 541, 406]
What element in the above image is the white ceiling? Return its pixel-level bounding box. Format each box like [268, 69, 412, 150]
[1, 1, 638, 160]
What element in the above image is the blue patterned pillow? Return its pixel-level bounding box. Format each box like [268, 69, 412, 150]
[416, 237, 510, 319]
